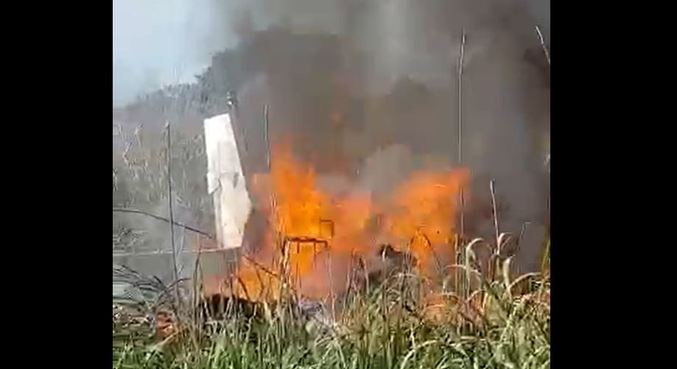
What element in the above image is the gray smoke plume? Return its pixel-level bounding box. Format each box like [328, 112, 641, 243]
[115, 0, 550, 273]
[215, 0, 549, 271]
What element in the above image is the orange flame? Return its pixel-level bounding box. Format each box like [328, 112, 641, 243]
[382, 170, 469, 276]
[229, 143, 469, 301]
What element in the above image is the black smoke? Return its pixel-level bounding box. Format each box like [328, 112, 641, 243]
[115, 0, 550, 272]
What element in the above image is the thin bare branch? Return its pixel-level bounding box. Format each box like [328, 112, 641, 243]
[113, 207, 214, 239]
[490, 180, 500, 252]
[457, 29, 467, 239]
[535, 26, 551, 65]
[165, 121, 181, 310]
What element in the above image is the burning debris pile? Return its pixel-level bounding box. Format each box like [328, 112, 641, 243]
[205, 142, 470, 312]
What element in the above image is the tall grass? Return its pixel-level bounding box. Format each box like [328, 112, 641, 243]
[113, 234, 550, 369]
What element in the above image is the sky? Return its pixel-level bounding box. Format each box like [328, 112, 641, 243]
[113, 0, 236, 106]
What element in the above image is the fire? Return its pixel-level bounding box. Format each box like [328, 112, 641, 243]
[229, 143, 469, 301]
[382, 171, 469, 276]
[269, 144, 329, 239]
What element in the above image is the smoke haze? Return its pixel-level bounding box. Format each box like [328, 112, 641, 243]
[114, 0, 550, 273]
